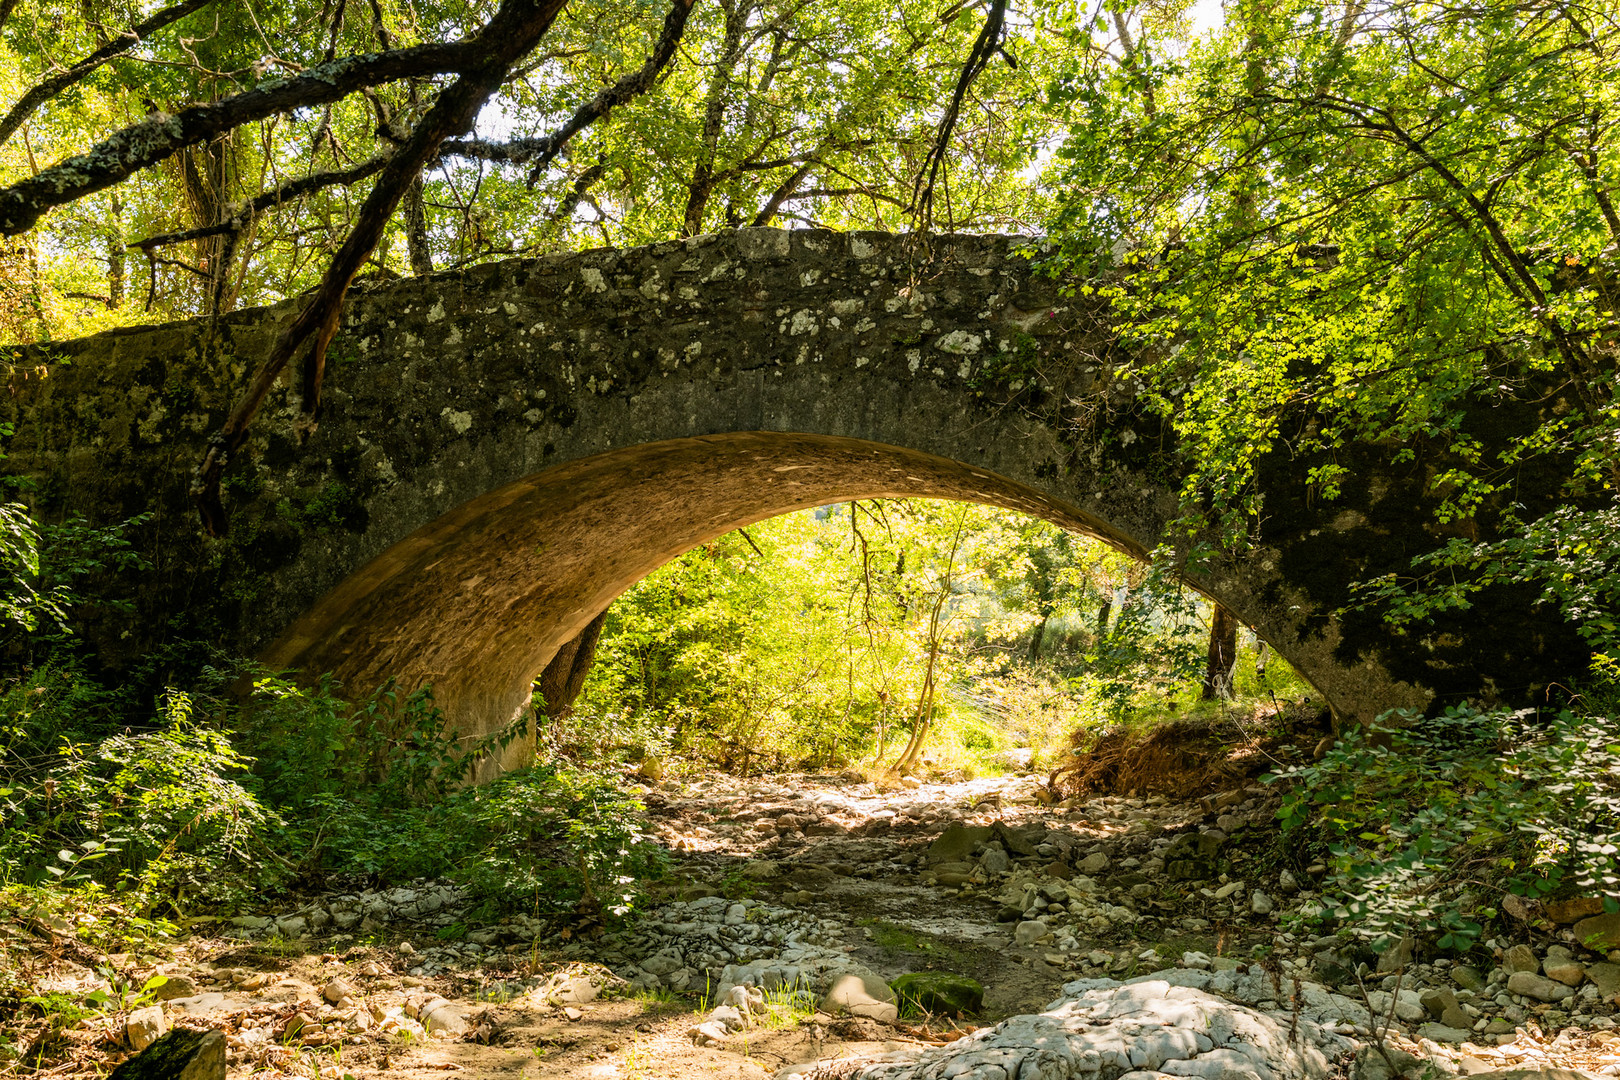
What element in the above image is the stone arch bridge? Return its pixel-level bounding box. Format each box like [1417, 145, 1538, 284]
[1, 229, 1587, 773]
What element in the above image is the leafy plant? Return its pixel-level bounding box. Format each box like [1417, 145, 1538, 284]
[1268, 703, 1620, 950]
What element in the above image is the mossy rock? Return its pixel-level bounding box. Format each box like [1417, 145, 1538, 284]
[890, 972, 984, 1017]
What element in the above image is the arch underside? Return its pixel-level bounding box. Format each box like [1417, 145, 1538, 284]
[262, 432, 1153, 774]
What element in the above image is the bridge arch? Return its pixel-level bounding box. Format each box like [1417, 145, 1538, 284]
[260, 431, 1167, 775]
[2, 228, 1587, 772]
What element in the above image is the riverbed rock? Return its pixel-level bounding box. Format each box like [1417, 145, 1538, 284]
[926, 825, 994, 865]
[1507, 971, 1574, 1002]
[1585, 962, 1620, 1001]
[1543, 946, 1586, 986]
[125, 1006, 167, 1052]
[1575, 914, 1620, 952]
[1504, 944, 1541, 974]
[1015, 919, 1052, 946]
[150, 975, 197, 1002]
[1547, 898, 1606, 924]
[109, 1028, 224, 1080]
[822, 974, 899, 1022]
[782, 979, 1351, 1080]
[1162, 833, 1223, 882]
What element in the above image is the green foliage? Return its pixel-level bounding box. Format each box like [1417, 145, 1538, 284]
[241, 675, 472, 810]
[0, 504, 150, 646]
[1047, 0, 1620, 657]
[1350, 503, 1620, 662]
[576, 501, 1070, 772]
[1269, 703, 1620, 950]
[0, 0, 1076, 339]
[0, 673, 284, 907]
[444, 764, 666, 918]
[0, 655, 663, 921]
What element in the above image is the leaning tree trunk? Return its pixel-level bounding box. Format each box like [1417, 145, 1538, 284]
[1201, 603, 1239, 701]
[538, 609, 609, 723]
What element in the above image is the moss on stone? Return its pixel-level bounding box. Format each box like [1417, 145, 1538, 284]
[890, 971, 984, 1017]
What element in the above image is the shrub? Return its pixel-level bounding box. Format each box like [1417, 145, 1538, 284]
[0, 681, 285, 907]
[443, 764, 667, 917]
[1268, 703, 1620, 951]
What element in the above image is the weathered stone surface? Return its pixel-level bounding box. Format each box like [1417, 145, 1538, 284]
[3, 229, 1591, 769]
[1546, 898, 1606, 924]
[1163, 833, 1223, 882]
[782, 980, 1351, 1080]
[125, 1006, 167, 1051]
[926, 825, 994, 865]
[1543, 945, 1585, 986]
[1507, 971, 1574, 1002]
[822, 974, 898, 1022]
[1575, 914, 1620, 953]
[1585, 961, 1620, 1000]
[1504, 944, 1541, 974]
[149, 975, 197, 1002]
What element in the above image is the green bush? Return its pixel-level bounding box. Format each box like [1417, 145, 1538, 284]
[239, 673, 474, 810]
[1269, 703, 1620, 951]
[0, 678, 285, 907]
[443, 764, 667, 917]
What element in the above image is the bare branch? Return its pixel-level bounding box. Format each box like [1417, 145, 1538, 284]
[0, 0, 217, 151]
[912, 0, 1006, 230]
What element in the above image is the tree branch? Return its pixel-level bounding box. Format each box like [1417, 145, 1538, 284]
[439, 0, 696, 183]
[0, 37, 508, 236]
[192, 0, 573, 536]
[131, 152, 393, 251]
[911, 0, 1006, 230]
[0, 0, 217, 151]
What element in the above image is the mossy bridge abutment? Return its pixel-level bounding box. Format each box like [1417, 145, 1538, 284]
[1, 229, 1587, 773]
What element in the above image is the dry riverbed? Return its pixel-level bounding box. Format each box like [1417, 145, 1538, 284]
[9, 771, 1620, 1080]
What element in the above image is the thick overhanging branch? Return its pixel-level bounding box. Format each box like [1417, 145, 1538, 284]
[0, 37, 502, 235]
[0, 0, 217, 151]
[131, 0, 695, 261]
[439, 0, 696, 183]
[191, 0, 572, 536]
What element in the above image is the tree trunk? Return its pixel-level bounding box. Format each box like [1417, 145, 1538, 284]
[1095, 597, 1113, 634]
[1201, 603, 1239, 701]
[403, 172, 433, 274]
[106, 194, 124, 309]
[679, 0, 746, 237]
[538, 609, 609, 722]
[1027, 614, 1048, 662]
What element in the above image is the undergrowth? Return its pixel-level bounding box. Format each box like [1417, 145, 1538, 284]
[1268, 695, 1620, 953]
[0, 661, 666, 923]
